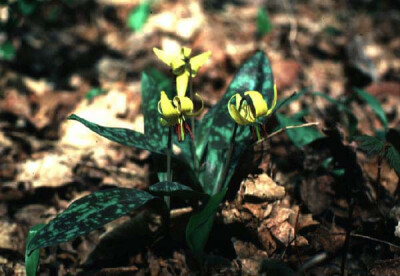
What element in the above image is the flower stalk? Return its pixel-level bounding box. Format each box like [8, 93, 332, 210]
[188, 63, 199, 171]
[165, 126, 172, 209]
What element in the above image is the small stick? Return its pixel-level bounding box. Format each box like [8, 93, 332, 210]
[170, 207, 193, 219]
[255, 122, 320, 145]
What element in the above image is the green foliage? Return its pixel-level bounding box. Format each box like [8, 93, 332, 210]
[27, 188, 157, 254]
[186, 187, 227, 259]
[29, 51, 282, 270]
[0, 41, 16, 61]
[85, 88, 107, 101]
[356, 133, 400, 176]
[149, 181, 208, 199]
[127, 1, 151, 31]
[385, 145, 400, 176]
[18, 0, 37, 15]
[257, 8, 273, 36]
[276, 113, 322, 148]
[25, 224, 46, 276]
[353, 87, 388, 130]
[313, 92, 358, 138]
[355, 135, 384, 155]
[197, 51, 275, 195]
[68, 114, 166, 155]
[322, 157, 345, 177]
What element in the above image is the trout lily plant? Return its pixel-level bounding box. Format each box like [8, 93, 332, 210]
[24, 48, 300, 275]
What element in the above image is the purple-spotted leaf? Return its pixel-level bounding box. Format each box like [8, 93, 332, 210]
[27, 188, 157, 254]
[149, 181, 208, 200]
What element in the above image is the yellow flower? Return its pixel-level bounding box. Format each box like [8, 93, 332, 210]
[227, 85, 277, 140]
[158, 91, 204, 141]
[153, 47, 211, 97]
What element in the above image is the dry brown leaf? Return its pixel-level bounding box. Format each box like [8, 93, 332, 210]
[243, 173, 285, 202]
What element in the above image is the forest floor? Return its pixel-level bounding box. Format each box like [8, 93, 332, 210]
[1, 0, 400, 275]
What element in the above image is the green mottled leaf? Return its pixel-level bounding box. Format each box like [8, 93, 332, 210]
[354, 87, 388, 130]
[186, 187, 227, 258]
[276, 113, 322, 148]
[0, 41, 16, 61]
[386, 145, 400, 176]
[141, 70, 193, 160]
[141, 70, 169, 146]
[127, 1, 151, 31]
[25, 224, 46, 276]
[355, 135, 384, 155]
[197, 51, 274, 194]
[18, 0, 37, 15]
[257, 8, 273, 36]
[313, 92, 358, 138]
[27, 188, 157, 254]
[141, 70, 195, 186]
[85, 88, 107, 101]
[149, 181, 208, 199]
[143, 68, 174, 97]
[68, 114, 165, 154]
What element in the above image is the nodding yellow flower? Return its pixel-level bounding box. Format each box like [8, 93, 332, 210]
[227, 85, 277, 140]
[158, 91, 204, 141]
[153, 47, 211, 97]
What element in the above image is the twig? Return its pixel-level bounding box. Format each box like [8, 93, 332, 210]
[170, 207, 193, 219]
[255, 122, 320, 145]
[333, 233, 400, 250]
[299, 252, 329, 273]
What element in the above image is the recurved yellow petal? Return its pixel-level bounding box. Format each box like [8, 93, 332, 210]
[181, 47, 192, 58]
[228, 94, 254, 125]
[153, 48, 173, 66]
[190, 51, 211, 74]
[158, 91, 179, 126]
[173, 96, 193, 114]
[171, 58, 185, 74]
[266, 84, 278, 116]
[244, 91, 268, 118]
[184, 93, 204, 117]
[176, 72, 189, 97]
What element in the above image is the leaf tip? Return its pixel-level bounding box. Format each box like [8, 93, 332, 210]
[67, 114, 79, 121]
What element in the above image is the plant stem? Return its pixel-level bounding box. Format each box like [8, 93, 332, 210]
[188, 64, 198, 171]
[165, 126, 172, 209]
[214, 98, 247, 194]
[215, 122, 239, 194]
[341, 197, 355, 276]
[376, 154, 383, 200]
